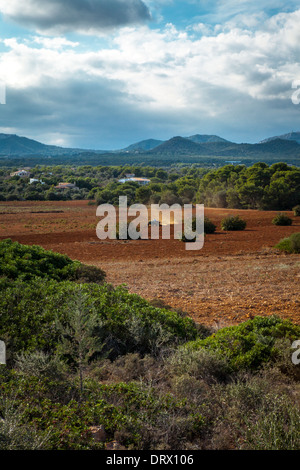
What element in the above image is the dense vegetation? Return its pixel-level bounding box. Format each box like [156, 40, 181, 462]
[0, 241, 299, 450]
[0, 239, 106, 283]
[0, 162, 299, 211]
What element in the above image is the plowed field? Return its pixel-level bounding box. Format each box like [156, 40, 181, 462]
[1, 200, 299, 327]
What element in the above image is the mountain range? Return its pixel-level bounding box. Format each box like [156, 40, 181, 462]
[0, 132, 300, 164]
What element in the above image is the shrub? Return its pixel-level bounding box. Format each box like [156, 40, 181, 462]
[0, 239, 106, 284]
[0, 396, 51, 450]
[203, 217, 216, 234]
[243, 394, 300, 450]
[167, 348, 232, 384]
[181, 216, 216, 242]
[73, 264, 106, 284]
[221, 215, 247, 231]
[293, 205, 300, 216]
[15, 351, 67, 380]
[184, 316, 300, 371]
[290, 232, 300, 253]
[275, 232, 300, 254]
[272, 213, 293, 226]
[0, 278, 198, 358]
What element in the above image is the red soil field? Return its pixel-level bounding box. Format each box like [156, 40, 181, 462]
[1, 200, 299, 327]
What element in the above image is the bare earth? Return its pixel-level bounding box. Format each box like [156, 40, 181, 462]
[1, 200, 299, 327]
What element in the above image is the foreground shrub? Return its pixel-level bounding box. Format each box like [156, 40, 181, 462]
[0, 396, 51, 450]
[167, 347, 232, 385]
[275, 232, 300, 254]
[293, 205, 300, 216]
[221, 215, 247, 231]
[209, 374, 300, 450]
[15, 351, 67, 380]
[0, 370, 206, 450]
[0, 278, 198, 358]
[0, 239, 105, 283]
[183, 316, 300, 371]
[244, 394, 300, 450]
[272, 213, 293, 226]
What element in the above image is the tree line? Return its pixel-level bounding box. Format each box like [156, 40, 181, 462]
[0, 162, 299, 211]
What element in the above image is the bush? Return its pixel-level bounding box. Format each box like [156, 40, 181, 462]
[0, 239, 105, 283]
[167, 348, 232, 384]
[275, 232, 300, 254]
[181, 216, 216, 242]
[243, 394, 300, 450]
[272, 213, 293, 226]
[221, 215, 247, 231]
[0, 278, 198, 358]
[204, 217, 216, 234]
[184, 316, 300, 371]
[15, 351, 67, 380]
[293, 205, 300, 216]
[73, 264, 106, 284]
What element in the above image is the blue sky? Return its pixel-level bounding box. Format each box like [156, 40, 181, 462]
[0, 0, 299, 150]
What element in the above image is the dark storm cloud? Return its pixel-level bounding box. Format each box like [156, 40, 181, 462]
[0, 0, 151, 34]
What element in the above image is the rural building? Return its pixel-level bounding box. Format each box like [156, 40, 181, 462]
[54, 182, 77, 190]
[10, 169, 31, 178]
[29, 178, 45, 184]
[118, 177, 150, 185]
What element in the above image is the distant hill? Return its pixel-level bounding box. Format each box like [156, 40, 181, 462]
[260, 131, 300, 145]
[150, 136, 210, 155]
[121, 139, 164, 152]
[0, 133, 102, 156]
[186, 134, 230, 144]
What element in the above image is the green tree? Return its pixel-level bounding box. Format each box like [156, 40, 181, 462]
[56, 293, 104, 393]
[135, 186, 152, 205]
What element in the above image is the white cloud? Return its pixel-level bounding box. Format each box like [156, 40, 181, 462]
[0, 9, 300, 146]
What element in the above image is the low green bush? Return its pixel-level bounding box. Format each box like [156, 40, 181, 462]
[183, 315, 300, 371]
[293, 205, 300, 216]
[272, 213, 293, 226]
[0, 277, 198, 358]
[181, 216, 216, 242]
[221, 215, 247, 231]
[0, 239, 105, 283]
[275, 232, 300, 254]
[204, 217, 217, 234]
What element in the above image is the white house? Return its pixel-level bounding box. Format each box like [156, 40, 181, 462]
[29, 178, 45, 185]
[118, 177, 150, 186]
[10, 169, 31, 178]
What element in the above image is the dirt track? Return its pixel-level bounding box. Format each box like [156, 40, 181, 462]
[1, 200, 299, 326]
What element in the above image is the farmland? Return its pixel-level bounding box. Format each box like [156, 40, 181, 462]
[1, 200, 299, 327]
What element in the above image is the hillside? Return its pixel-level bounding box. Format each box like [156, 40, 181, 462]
[149, 136, 212, 155]
[187, 134, 230, 144]
[260, 131, 300, 145]
[149, 136, 300, 160]
[0, 133, 100, 156]
[121, 138, 164, 152]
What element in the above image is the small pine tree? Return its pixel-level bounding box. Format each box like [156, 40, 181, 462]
[56, 292, 104, 393]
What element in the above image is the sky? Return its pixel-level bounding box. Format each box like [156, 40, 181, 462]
[0, 0, 300, 150]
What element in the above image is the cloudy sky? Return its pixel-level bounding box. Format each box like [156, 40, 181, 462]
[0, 0, 299, 150]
